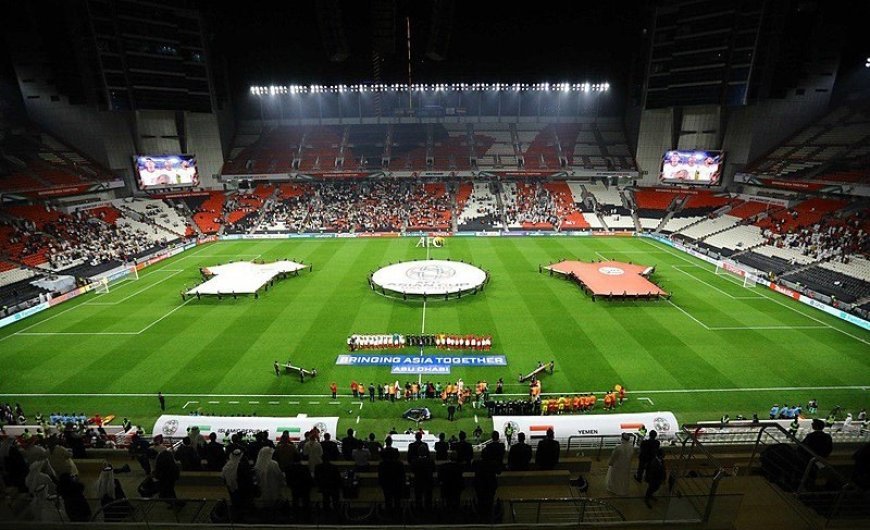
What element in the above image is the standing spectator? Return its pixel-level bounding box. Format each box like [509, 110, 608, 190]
[352, 442, 371, 471]
[636, 430, 660, 482]
[286, 455, 313, 515]
[411, 445, 435, 509]
[274, 431, 299, 474]
[341, 428, 359, 461]
[302, 432, 323, 475]
[381, 436, 400, 462]
[535, 428, 560, 470]
[50, 444, 78, 478]
[606, 433, 634, 496]
[801, 418, 833, 488]
[321, 433, 341, 462]
[434, 433, 449, 461]
[472, 456, 500, 517]
[205, 432, 227, 471]
[407, 432, 430, 466]
[378, 444, 405, 512]
[254, 446, 285, 505]
[57, 473, 91, 522]
[153, 450, 180, 502]
[175, 437, 201, 471]
[438, 452, 464, 509]
[315, 456, 342, 510]
[96, 465, 132, 522]
[644, 449, 667, 508]
[25, 460, 54, 497]
[158, 392, 165, 411]
[366, 433, 383, 460]
[508, 432, 533, 471]
[452, 431, 473, 468]
[481, 431, 505, 469]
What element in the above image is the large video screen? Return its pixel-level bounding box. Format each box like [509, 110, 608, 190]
[135, 155, 199, 189]
[660, 150, 723, 185]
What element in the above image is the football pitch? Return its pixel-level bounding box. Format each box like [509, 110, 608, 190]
[1, 236, 867, 437]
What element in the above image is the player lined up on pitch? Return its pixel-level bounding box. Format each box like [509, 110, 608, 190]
[347, 333, 493, 351]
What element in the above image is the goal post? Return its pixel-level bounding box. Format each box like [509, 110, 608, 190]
[714, 262, 757, 288]
[92, 264, 140, 294]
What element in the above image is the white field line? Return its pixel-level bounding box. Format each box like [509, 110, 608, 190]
[86, 270, 184, 305]
[90, 268, 185, 298]
[671, 265, 763, 300]
[666, 300, 709, 330]
[176, 253, 262, 261]
[136, 298, 194, 333]
[642, 238, 870, 345]
[637, 397, 655, 405]
[22, 297, 196, 337]
[5, 385, 866, 398]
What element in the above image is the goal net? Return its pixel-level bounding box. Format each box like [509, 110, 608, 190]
[92, 265, 139, 294]
[714, 262, 757, 288]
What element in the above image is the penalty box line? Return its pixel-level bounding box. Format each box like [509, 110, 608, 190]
[6, 385, 867, 399]
[13, 298, 195, 338]
[667, 296, 827, 331]
[670, 265, 764, 300]
[641, 238, 870, 344]
[86, 269, 185, 305]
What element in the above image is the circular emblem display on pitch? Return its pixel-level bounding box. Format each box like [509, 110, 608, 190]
[371, 259, 487, 297]
[406, 264, 456, 282]
[162, 419, 179, 436]
[598, 266, 625, 276]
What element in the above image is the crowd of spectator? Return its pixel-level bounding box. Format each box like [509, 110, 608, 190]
[39, 210, 164, 271]
[766, 214, 869, 263]
[504, 183, 559, 227]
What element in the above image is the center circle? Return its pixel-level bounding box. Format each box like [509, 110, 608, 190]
[372, 260, 487, 297]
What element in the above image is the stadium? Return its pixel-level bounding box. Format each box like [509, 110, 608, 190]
[0, 0, 867, 528]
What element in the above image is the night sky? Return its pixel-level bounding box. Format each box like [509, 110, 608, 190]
[206, 1, 647, 96]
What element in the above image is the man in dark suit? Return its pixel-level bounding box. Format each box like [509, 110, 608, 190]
[481, 431, 505, 469]
[381, 436, 400, 462]
[636, 430, 660, 482]
[321, 433, 341, 462]
[451, 431, 474, 469]
[407, 431, 430, 466]
[438, 452, 465, 508]
[314, 455, 342, 510]
[378, 443, 405, 512]
[507, 432, 532, 470]
[535, 428, 560, 470]
[341, 428, 360, 461]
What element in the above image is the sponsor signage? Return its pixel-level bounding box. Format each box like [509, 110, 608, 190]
[152, 415, 339, 442]
[336, 354, 507, 367]
[493, 412, 680, 443]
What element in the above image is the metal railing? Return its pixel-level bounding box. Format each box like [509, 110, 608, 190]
[565, 433, 636, 460]
[680, 422, 869, 527]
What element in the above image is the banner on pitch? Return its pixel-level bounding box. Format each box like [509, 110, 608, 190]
[391, 364, 451, 374]
[336, 354, 506, 368]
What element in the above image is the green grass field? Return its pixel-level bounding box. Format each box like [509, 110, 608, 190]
[0, 236, 867, 438]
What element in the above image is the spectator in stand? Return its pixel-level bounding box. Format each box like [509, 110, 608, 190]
[57, 473, 91, 522]
[25, 460, 55, 497]
[434, 432, 450, 461]
[606, 433, 634, 496]
[96, 465, 133, 522]
[273, 431, 298, 474]
[302, 431, 323, 474]
[636, 430, 660, 482]
[481, 431, 505, 469]
[644, 449, 667, 508]
[321, 432, 341, 462]
[378, 441, 406, 512]
[411, 444, 435, 509]
[452, 430, 474, 468]
[254, 446, 285, 505]
[153, 450, 180, 502]
[535, 428, 560, 470]
[175, 436, 201, 471]
[341, 428, 360, 461]
[438, 451, 465, 509]
[206, 432, 227, 471]
[508, 432, 533, 471]
[315, 455, 342, 510]
[286, 454, 313, 515]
